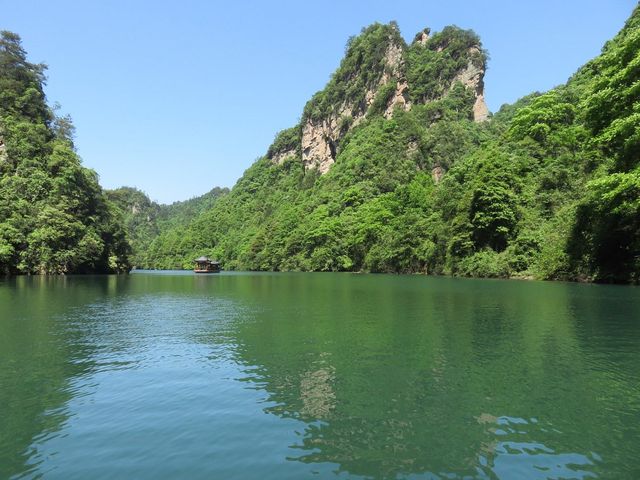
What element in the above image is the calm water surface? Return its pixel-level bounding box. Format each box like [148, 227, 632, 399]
[1, 272, 639, 479]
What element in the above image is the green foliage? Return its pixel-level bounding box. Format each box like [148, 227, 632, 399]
[406, 26, 487, 103]
[583, 5, 640, 171]
[0, 31, 129, 274]
[457, 250, 510, 278]
[139, 15, 640, 283]
[266, 126, 300, 159]
[467, 148, 520, 252]
[302, 23, 405, 123]
[106, 187, 160, 267]
[107, 186, 228, 268]
[509, 90, 577, 145]
[6, 13, 631, 283]
[0, 31, 50, 125]
[569, 170, 640, 282]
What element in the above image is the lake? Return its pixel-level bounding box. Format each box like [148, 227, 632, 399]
[1, 271, 639, 479]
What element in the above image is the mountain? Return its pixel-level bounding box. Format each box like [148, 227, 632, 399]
[0, 31, 130, 274]
[142, 9, 639, 283]
[3, 7, 637, 281]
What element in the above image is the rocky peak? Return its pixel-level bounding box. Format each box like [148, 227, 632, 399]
[382, 40, 404, 79]
[269, 22, 489, 174]
[300, 25, 406, 173]
[413, 28, 431, 46]
[451, 46, 489, 122]
[380, 41, 412, 119]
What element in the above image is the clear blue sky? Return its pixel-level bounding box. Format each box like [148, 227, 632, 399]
[1, 0, 636, 204]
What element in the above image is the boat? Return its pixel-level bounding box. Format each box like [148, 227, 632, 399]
[194, 256, 221, 273]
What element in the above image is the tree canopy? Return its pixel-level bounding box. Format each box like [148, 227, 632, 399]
[0, 31, 129, 274]
[3, 6, 639, 283]
[137, 10, 640, 283]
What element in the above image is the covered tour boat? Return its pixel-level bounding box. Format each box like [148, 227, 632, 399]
[194, 256, 221, 273]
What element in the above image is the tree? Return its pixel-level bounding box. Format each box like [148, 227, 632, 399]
[569, 171, 640, 283]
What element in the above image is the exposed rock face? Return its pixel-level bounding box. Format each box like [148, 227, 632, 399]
[452, 47, 489, 122]
[473, 92, 489, 122]
[413, 29, 430, 46]
[294, 25, 490, 174]
[382, 41, 404, 79]
[384, 79, 411, 118]
[301, 39, 405, 173]
[271, 149, 296, 165]
[301, 117, 340, 174]
[431, 165, 445, 183]
[0, 131, 6, 165]
[379, 42, 412, 118]
[301, 98, 354, 173]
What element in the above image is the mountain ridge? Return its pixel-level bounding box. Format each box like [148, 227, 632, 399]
[268, 22, 489, 175]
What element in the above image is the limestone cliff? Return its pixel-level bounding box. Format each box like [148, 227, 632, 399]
[268, 22, 489, 174]
[451, 46, 489, 122]
[299, 29, 407, 173]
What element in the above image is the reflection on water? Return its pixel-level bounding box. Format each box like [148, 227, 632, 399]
[1, 272, 639, 479]
[476, 415, 598, 479]
[299, 353, 336, 419]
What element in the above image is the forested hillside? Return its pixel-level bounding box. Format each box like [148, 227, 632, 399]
[141, 8, 639, 283]
[0, 31, 130, 274]
[106, 186, 228, 267]
[0, 26, 227, 276]
[2, 7, 637, 282]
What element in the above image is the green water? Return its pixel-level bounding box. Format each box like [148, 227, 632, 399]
[1, 272, 639, 479]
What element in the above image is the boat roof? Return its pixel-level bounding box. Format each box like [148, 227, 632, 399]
[194, 256, 220, 264]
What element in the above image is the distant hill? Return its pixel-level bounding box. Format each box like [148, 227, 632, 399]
[106, 186, 228, 268]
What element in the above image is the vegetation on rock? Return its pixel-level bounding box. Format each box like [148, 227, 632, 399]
[139, 9, 640, 283]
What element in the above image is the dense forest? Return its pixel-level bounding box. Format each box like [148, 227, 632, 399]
[0, 31, 130, 274]
[0, 30, 227, 274]
[1, 6, 638, 282]
[106, 186, 228, 267]
[135, 8, 639, 283]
